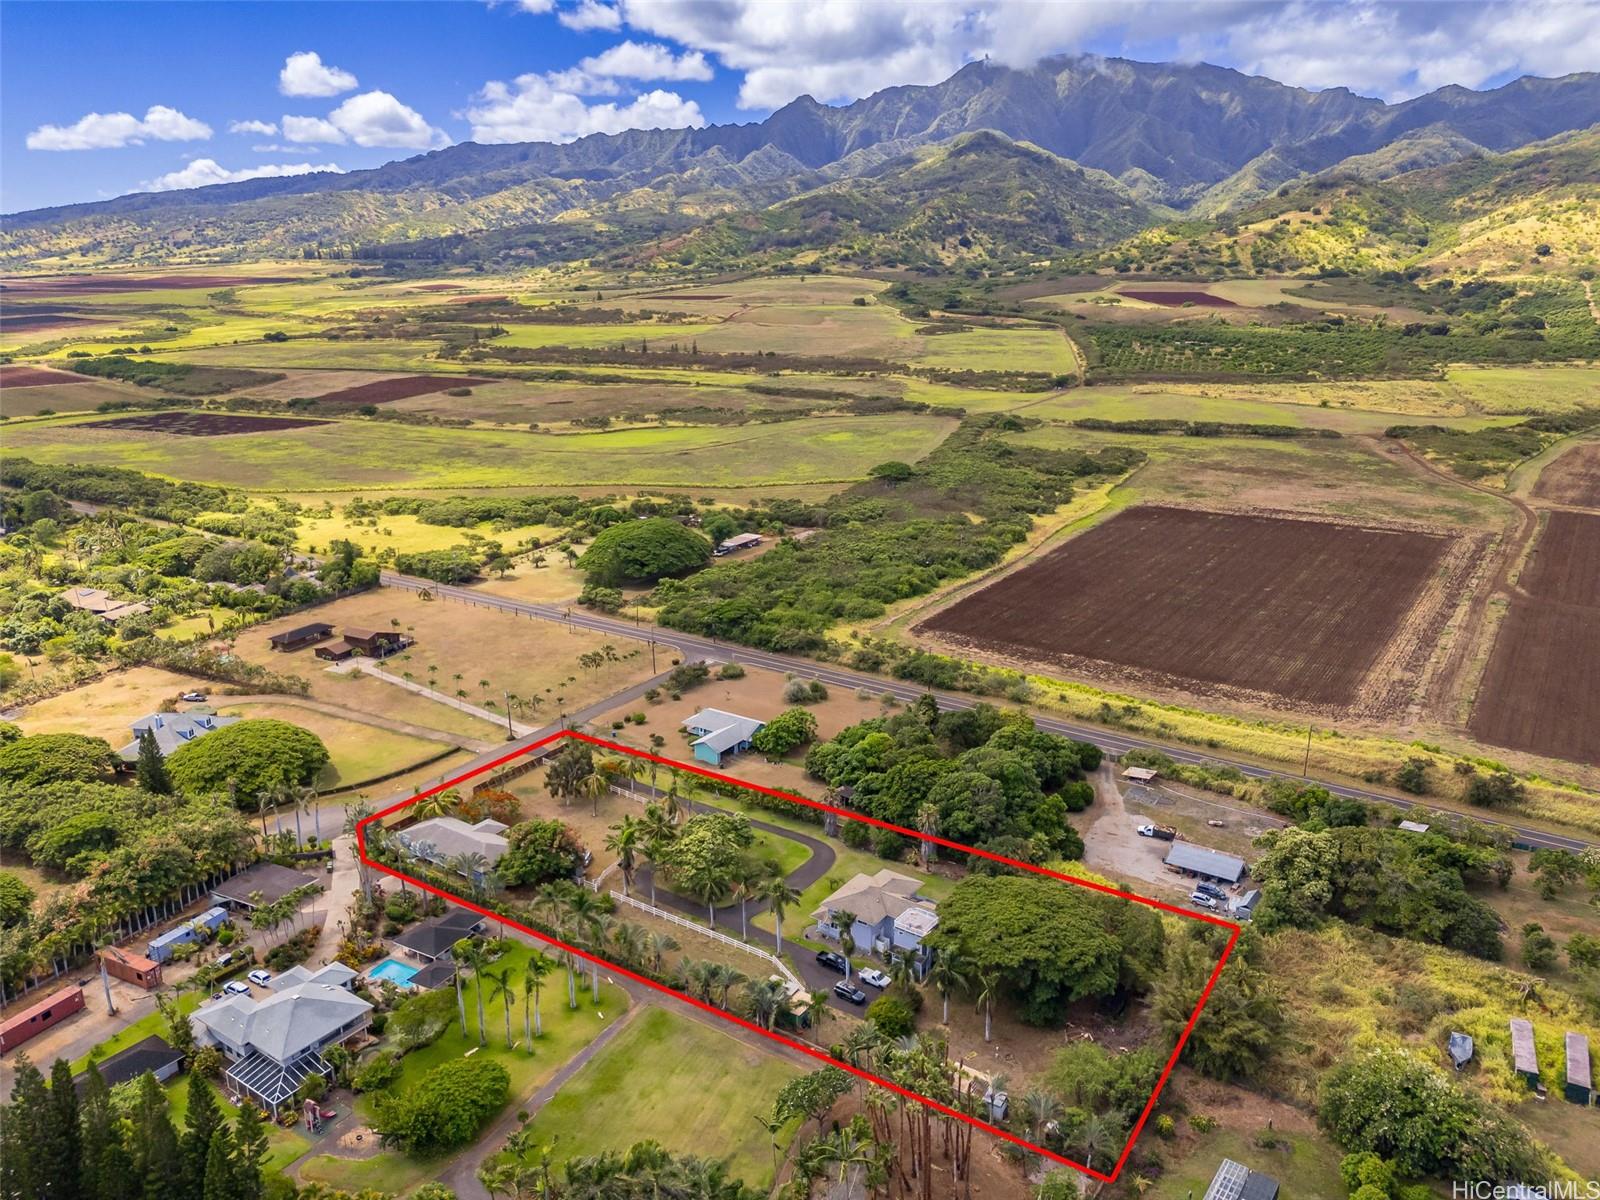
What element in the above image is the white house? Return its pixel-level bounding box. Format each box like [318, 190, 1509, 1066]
[812, 869, 940, 972]
[190, 964, 371, 1113]
[117, 711, 240, 762]
[396, 817, 510, 880]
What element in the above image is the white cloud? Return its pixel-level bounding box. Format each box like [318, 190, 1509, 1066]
[278, 50, 359, 98]
[282, 114, 347, 144]
[467, 74, 705, 143]
[252, 143, 320, 154]
[142, 158, 343, 192]
[27, 105, 212, 151]
[560, 0, 622, 31]
[579, 40, 712, 82]
[516, 0, 556, 11]
[228, 119, 278, 136]
[325, 90, 444, 148]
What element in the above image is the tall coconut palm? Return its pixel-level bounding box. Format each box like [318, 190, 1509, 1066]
[638, 804, 677, 906]
[484, 964, 516, 1048]
[522, 952, 552, 1042]
[604, 815, 642, 896]
[449, 937, 473, 1037]
[834, 909, 858, 983]
[576, 770, 609, 818]
[975, 969, 1000, 1043]
[915, 802, 940, 869]
[927, 948, 971, 1025]
[732, 861, 772, 940]
[454, 938, 490, 1045]
[762, 875, 800, 955]
[301, 784, 323, 845]
[804, 989, 833, 1045]
[414, 788, 457, 821]
[564, 889, 607, 1002]
[662, 770, 686, 824]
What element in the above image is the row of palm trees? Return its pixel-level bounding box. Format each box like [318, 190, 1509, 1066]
[446, 936, 558, 1051]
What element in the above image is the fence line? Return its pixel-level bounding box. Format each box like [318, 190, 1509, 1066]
[608, 890, 802, 993]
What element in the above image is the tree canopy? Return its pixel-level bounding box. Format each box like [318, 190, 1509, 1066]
[578, 518, 711, 585]
[372, 1058, 509, 1152]
[0, 733, 116, 787]
[165, 719, 329, 804]
[497, 819, 586, 888]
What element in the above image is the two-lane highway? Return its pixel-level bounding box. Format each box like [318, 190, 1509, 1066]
[380, 571, 1593, 853]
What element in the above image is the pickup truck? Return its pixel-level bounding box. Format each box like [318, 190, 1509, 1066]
[1137, 823, 1177, 841]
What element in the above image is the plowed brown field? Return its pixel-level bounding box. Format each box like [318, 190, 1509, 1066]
[1518, 511, 1600, 607]
[918, 506, 1454, 708]
[311, 374, 495, 407]
[1532, 443, 1600, 508]
[76, 411, 330, 436]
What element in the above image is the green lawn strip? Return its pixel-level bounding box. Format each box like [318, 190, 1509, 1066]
[1144, 1127, 1345, 1199]
[515, 1007, 804, 1189]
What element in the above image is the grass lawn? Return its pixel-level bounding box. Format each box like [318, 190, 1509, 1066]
[214, 701, 454, 787]
[521, 1007, 803, 1189]
[11, 665, 207, 741]
[1145, 1126, 1346, 1200]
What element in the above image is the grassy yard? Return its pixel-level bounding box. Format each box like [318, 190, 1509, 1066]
[71, 992, 201, 1076]
[520, 1007, 803, 1189]
[292, 511, 562, 558]
[10, 665, 207, 741]
[214, 701, 455, 787]
[1145, 1126, 1346, 1199]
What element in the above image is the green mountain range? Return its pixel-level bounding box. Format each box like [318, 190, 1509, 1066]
[4, 55, 1598, 270]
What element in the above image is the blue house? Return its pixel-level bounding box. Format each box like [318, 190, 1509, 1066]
[682, 708, 766, 766]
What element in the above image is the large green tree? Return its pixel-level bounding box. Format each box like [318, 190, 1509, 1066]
[578, 518, 711, 585]
[372, 1058, 510, 1152]
[166, 719, 329, 804]
[0, 733, 116, 787]
[1153, 931, 1283, 1082]
[496, 819, 586, 888]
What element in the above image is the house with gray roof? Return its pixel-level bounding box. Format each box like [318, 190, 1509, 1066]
[1164, 842, 1247, 885]
[682, 707, 766, 766]
[812, 869, 939, 971]
[117, 711, 240, 762]
[396, 817, 510, 880]
[190, 963, 371, 1114]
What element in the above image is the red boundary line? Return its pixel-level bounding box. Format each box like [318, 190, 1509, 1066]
[356, 730, 1239, 1185]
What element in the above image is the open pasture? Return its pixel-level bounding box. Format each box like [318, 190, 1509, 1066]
[918, 505, 1457, 709]
[74, 410, 331, 436]
[1, 272, 296, 295]
[1118, 289, 1237, 308]
[1532, 441, 1600, 507]
[3, 410, 956, 490]
[0, 364, 91, 387]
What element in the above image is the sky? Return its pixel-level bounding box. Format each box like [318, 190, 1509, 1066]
[3, 0, 1597, 213]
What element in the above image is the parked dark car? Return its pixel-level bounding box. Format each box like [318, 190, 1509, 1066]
[815, 950, 848, 974]
[833, 981, 868, 1005]
[1195, 882, 1227, 899]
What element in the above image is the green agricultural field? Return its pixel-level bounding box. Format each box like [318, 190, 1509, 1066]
[492, 321, 724, 350]
[910, 323, 1079, 374]
[4, 411, 958, 491]
[522, 1007, 804, 1189]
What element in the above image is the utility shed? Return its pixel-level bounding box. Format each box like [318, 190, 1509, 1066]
[1164, 842, 1246, 884]
[1509, 1019, 1541, 1088]
[1566, 1032, 1592, 1105]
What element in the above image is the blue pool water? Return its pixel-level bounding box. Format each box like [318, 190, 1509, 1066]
[370, 958, 420, 986]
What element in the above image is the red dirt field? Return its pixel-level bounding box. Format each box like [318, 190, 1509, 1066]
[1470, 603, 1600, 766]
[76, 411, 331, 436]
[0, 274, 291, 294]
[311, 374, 496, 407]
[1118, 290, 1237, 308]
[0, 365, 91, 388]
[918, 506, 1454, 709]
[1518, 511, 1600, 607]
[1532, 443, 1600, 508]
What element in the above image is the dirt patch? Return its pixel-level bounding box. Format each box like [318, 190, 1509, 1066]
[1532, 442, 1600, 508]
[310, 374, 495, 407]
[918, 505, 1462, 714]
[1518, 511, 1600, 607]
[0, 274, 291, 294]
[75, 411, 332, 436]
[1119, 290, 1238, 308]
[1470, 602, 1600, 766]
[0, 310, 101, 332]
[0, 365, 91, 388]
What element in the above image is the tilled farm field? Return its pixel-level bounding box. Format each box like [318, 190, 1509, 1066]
[310, 374, 496, 407]
[76, 411, 332, 436]
[1471, 509, 1600, 766]
[917, 505, 1467, 713]
[1532, 443, 1600, 508]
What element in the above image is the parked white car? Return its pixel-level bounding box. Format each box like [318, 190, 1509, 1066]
[858, 968, 891, 989]
[246, 969, 273, 986]
[223, 980, 252, 996]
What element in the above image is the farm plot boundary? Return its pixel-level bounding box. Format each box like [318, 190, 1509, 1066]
[357, 730, 1238, 1185]
[917, 505, 1477, 719]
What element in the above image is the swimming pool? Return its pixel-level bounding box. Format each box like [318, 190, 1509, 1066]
[369, 958, 419, 986]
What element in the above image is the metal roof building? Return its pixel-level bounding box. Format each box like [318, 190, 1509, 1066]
[1163, 842, 1247, 884]
[1510, 1018, 1541, 1088]
[1204, 1159, 1280, 1200]
[1566, 1032, 1592, 1106]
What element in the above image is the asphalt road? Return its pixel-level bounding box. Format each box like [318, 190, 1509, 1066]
[380, 572, 1593, 853]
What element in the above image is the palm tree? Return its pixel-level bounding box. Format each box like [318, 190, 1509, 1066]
[523, 952, 552, 1042]
[639, 804, 676, 906]
[834, 909, 858, 983]
[484, 964, 516, 1048]
[684, 960, 718, 1004]
[662, 770, 686, 824]
[1078, 1113, 1116, 1174]
[455, 938, 490, 1045]
[752, 1109, 785, 1184]
[732, 861, 771, 940]
[449, 937, 473, 1037]
[1021, 1088, 1060, 1146]
[679, 856, 731, 929]
[414, 789, 456, 821]
[975, 969, 1000, 1042]
[928, 948, 971, 1025]
[646, 931, 677, 974]
[577, 770, 609, 817]
[301, 784, 323, 845]
[887, 949, 918, 995]
[745, 976, 788, 1031]
[762, 876, 800, 955]
[915, 802, 940, 869]
[803, 989, 832, 1044]
[564, 889, 607, 1003]
[604, 815, 642, 896]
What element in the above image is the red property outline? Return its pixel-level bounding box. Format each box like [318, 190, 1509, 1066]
[356, 730, 1239, 1185]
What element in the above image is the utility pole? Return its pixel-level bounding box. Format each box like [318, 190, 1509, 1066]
[503, 691, 515, 741]
[648, 639, 657, 672]
[1302, 725, 1313, 777]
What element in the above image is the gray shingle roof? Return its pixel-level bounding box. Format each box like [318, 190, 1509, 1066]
[683, 708, 765, 754]
[118, 711, 241, 760]
[397, 817, 509, 866]
[192, 968, 370, 1063]
[1163, 842, 1246, 883]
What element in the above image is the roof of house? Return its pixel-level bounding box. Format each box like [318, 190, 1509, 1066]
[268, 622, 333, 644]
[1397, 820, 1432, 833]
[1164, 842, 1247, 883]
[191, 969, 371, 1063]
[212, 862, 319, 909]
[390, 908, 485, 959]
[1121, 766, 1159, 782]
[813, 869, 936, 928]
[1567, 1032, 1592, 1089]
[894, 906, 940, 939]
[74, 1034, 182, 1093]
[59, 587, 149, 620]
[315, 639, 357, 656]
[397, 816, 510, 865]
[719, 533, 763, 549]
[411, 960, 459, 990]
[268, 962, 357, 992]
[1510, 1018, 1539, 1075]
[682, 708, 766, 754]
[101, 947, 161, 974]
[118, 711, 241, 760]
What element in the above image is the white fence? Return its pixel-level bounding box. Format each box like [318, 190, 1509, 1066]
[608, 890, 803, 993]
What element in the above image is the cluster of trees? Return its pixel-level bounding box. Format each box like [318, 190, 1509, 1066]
[496, 818, 587, 889]
[479, 1134, 762, 1200]
[805, 698, 1099, 867]
[0, 458, 238, 524]
[1251, 825, 1510, 958]
[653, 417, 1142, 652]
[372, 1057, 510, 1153]
[1, 1061, 271, 1200]
[577, 518, 712, 586]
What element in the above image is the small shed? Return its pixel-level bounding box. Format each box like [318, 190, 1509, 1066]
[100, 947, 163, 990]
[1397, 820, 1431, 834]
[267, 622, 333, 652]
[313, 639, 358, 662]
[74, 1035, 183, 1093]
[1164, 842, 1247, 885]
[1121, 766, 1159, 783]
[1565, 1032, 1592, 1105]
[1509, 1018, 1541, 1089]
